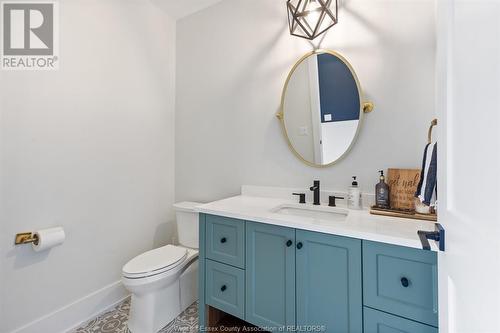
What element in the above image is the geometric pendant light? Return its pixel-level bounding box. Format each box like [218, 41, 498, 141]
[287, 0, 338, 40]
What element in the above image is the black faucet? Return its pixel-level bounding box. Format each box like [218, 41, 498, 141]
[309, 180, 320, 205]
[292, 193, 306, 204]
[329, 195, 344, 207]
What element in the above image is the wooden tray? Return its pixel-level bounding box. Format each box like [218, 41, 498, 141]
[370, 206, 437, 222]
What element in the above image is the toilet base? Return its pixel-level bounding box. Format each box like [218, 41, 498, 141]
[128, 279, 179, 333]
[127, 259, 198, 333]
[180, 259, 198, 310]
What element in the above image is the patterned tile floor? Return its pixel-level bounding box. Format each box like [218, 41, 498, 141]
[72, 298, 198, 333]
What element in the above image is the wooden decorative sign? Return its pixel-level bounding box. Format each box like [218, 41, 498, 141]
[387, 168, 421, 211]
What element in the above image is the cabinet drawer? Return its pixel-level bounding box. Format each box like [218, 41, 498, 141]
[364, 307, 437, 333]
[205, 259, 245, 319]
[363, 241, 438, 327]
[206, 214, 245, 268]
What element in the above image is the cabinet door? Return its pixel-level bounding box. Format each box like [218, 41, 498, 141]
[296, 230, 362, 333]
[245, 222, 295, 329]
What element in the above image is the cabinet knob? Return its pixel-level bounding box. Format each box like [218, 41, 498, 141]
[286, 240, 293, 247]
[221, 285, 227, 292]
[296, 242, 303, 250]
[401, 277, 410, 288]
[220, 237, 227, 244]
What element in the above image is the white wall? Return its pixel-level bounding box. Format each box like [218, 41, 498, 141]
[0, 1, 176, 332]
[175, 0, 436, 202]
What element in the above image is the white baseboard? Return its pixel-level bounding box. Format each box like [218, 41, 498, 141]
[9, 281, 129, 333]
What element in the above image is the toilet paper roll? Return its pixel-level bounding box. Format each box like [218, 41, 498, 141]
[32, 227, 65, 252]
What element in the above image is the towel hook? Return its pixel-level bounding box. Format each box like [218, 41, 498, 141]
[427, 118, 437, 144]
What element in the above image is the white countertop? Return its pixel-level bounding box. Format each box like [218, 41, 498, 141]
[195, 188, 438, 251]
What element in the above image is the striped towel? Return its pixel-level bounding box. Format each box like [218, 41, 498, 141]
[415, 142, 437, 206]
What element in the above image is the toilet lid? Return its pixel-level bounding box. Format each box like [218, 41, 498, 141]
[123, 245, 187, 278]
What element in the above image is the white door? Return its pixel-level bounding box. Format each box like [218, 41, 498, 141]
[307, 56, 323, 164]
[437, 1, 500, 332]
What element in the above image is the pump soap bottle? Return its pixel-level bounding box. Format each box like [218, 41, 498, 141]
[347, 176, 362, 210]
[375, 170, 390, 209]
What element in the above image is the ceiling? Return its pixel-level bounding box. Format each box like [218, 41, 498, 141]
[154, 0, 224, 19]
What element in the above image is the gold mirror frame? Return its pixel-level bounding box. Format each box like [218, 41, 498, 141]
[277, 49, 374, 168]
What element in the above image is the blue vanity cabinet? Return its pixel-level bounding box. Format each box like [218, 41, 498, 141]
[199, 213, 439, 333]
[363, 241, 438, 327]
[245, 221, 296, 329]
[364, 307, 438, 333]
[199, 214, 207, 330]
[296, 230, 363, 333]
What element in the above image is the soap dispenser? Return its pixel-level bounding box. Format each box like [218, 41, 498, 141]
[347, 176, 362, 210]
[375, 170, 390, 209]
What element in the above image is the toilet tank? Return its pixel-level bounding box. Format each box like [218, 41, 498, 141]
[173, 202, 202, 249]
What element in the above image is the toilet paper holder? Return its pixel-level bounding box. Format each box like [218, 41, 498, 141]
[14, 232, 39, 245]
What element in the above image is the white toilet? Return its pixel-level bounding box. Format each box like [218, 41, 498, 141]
[122, 202, 201, 333]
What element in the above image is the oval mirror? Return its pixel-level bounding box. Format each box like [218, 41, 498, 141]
[278, 50, 373, 167]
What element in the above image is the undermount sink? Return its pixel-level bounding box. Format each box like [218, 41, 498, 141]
[272, 203, 349, 222]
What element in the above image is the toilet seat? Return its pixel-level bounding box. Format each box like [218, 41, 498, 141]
[123, 245, 188, 279]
